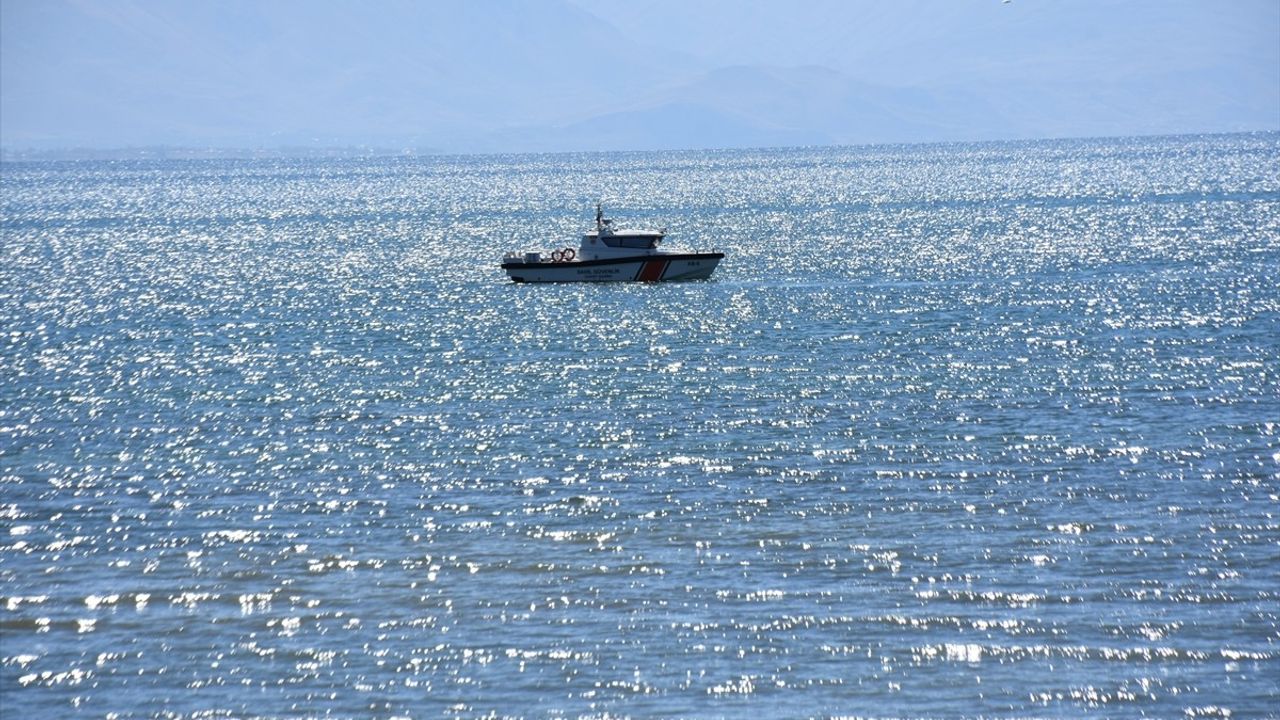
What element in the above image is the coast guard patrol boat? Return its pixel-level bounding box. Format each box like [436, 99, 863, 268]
[501, 204, 723, 283]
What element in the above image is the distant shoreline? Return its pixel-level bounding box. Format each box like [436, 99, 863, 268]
[4, 130, 1278, 165]
[0, 145, 439, 162]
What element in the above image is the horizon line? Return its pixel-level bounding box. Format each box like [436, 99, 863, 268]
[3, 129, 1278, 163]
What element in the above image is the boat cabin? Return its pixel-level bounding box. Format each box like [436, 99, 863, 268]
[582, 203, 665, 250]
[584, 229, 664, 249]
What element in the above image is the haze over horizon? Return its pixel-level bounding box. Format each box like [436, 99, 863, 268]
[2, 0, 1278, 155]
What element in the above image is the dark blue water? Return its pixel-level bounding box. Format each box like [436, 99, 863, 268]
[2, 134, 1278, 718]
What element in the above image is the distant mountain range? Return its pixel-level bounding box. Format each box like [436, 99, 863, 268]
[2, 0, 1277, 154]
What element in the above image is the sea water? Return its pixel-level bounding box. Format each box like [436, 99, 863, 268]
[1, 134, 1277, 718]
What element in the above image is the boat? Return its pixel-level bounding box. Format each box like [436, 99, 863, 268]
[501, 204, 724, 283]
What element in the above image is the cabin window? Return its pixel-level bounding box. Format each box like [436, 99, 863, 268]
[605, 236, 656, 249]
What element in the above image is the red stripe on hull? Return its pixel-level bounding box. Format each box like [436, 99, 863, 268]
[637, 259, 669, 282]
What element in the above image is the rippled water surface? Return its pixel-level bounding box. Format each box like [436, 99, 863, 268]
[2, 135, 1278, 718]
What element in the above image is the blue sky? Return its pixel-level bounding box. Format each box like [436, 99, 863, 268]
[2, 0, 1277, 152]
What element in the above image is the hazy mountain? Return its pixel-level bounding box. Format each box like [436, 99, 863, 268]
[2, 0, 1276, 153]
[570, 0, 1280, 145]
[1, 0, 684, 149]
[491, 66, 1013, 151]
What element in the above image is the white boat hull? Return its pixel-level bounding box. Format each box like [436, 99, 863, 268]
[502, 253, 723, 283]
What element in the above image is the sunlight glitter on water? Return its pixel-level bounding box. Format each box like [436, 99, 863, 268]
[1, 134, 1278, 718]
